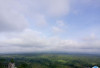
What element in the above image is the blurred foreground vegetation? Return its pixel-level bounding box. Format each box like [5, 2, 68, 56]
[0, 53, 100, 68]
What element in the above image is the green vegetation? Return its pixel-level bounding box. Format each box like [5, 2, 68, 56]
[0, 54, 100, 68]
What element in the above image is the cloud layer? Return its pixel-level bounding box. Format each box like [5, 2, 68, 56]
[0, 0, 100, 54]
[0, 29, 100, 54]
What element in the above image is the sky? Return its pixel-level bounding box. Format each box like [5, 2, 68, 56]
[0, 0, 100, 54]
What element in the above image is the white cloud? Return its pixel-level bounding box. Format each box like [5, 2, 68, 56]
[33, 14, 47, 26]
[52, 26, 63, 33]
[0, 0, 100, 54]
[26, 0, 70, 17]
[0, 29, 100, 54]
[0, 0, 29, 32]
[82, 33, 97, 41]
[0, 0, 70, 32]
[51, 20, 66, 34]
[46, 0, 70, 16]
[44, 0, 70, 17]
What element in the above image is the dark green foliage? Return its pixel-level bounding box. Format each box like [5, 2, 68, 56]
[10, 58, 14, 63]
[0, 54, 100, 68]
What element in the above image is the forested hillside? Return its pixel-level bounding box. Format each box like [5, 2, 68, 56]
[0, 54, 100, 68]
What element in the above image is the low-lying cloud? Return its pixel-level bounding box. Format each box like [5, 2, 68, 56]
[0, 29, 100, 54]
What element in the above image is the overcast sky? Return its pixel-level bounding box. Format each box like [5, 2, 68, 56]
[0, 0, 100, 54]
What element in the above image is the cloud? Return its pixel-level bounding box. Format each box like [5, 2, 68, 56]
[0, 0, 70, 32]
[0, 0, 29, 32]
[0, 0, 99, 54]
[52, 26, 64, 33]
[51, 20, 66, 34]
[0, 29, 100, 54]
[33, 14, 47, 26]
[43, 0, 70, 17]
[25, 0, 70, 17]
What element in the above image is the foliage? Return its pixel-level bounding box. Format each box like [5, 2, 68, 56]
[0, 54, 100, 68]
